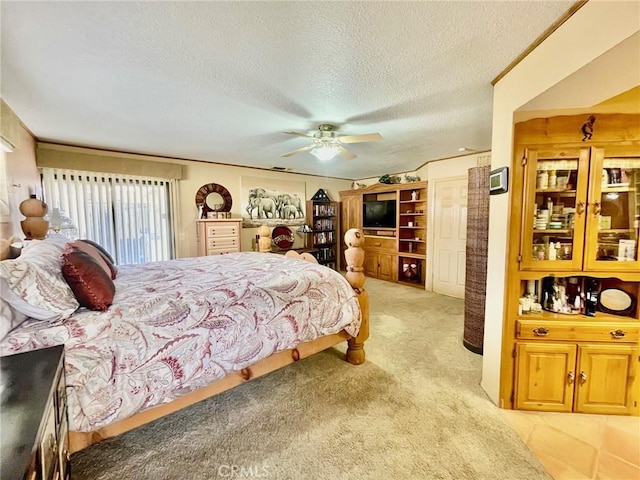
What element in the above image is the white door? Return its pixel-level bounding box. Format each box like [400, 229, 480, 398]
[432, 178, 468, 298]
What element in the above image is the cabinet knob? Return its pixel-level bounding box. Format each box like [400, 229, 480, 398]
[576, 201, 586, 216]
[610, 329, 626, 339]
[579, 371, 588, 384]
[592, 202, 601, 215]
[567, 372, 575, 384]
[532, 326, 549, 337]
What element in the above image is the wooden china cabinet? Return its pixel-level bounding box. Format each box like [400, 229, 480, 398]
[502, 114, 639, 416]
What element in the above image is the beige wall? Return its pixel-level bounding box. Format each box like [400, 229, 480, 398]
[483, 0, 640, 405]
[32, 144, 352, 256]
[168, 159, 352, 258]
[1, 123, 38, 239]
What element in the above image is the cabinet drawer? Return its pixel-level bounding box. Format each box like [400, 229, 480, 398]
[207, 247, 240, 255]
[206, 225, 238, 237]
[517, 319, 639, 342]
[364, 236, 395, 252]
[207, 237, 238, 249]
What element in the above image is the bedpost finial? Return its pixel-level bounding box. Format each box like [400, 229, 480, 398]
[344, 228, 365, 290]
[258, 225, 272, 252]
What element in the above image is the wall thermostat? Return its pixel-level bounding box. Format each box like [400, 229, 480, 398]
[489, 166, 509, 195]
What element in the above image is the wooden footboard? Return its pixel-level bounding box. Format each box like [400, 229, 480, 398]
[69, 332, 350, 453]
[69, 228, 369, 453]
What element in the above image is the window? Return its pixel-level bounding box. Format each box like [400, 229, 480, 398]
[42, 168, 175, 264]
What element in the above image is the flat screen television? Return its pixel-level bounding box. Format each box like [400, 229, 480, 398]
[362, 200, 396, 228]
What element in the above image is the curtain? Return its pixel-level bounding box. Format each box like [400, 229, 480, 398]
[42, 168, 175, 265]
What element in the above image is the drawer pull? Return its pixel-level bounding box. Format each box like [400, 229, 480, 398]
[567, 372, 575, 384]
[532, 327, 549, 337]
[579, 371, 587, 384]
[374, 242, 381, 246]
[610, 329, 626, 339]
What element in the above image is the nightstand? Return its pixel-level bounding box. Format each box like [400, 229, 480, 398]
[1, 345, 70, 480]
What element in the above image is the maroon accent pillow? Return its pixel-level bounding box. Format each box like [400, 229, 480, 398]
[61, 250, 115, 311]
[102, 253, 118, 280]
[69, 241, 112, 278]
[78, 239, 117, 279]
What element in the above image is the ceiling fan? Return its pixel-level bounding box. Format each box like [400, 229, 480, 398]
[281, 124, 382, 161]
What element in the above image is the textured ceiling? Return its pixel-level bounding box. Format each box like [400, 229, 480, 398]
[1, 1, 574, 180]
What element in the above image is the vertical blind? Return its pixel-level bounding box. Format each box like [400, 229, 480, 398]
[42, 168, 175, 265]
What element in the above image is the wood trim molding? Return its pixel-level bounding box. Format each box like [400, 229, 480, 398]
[491, 1, 588, 86]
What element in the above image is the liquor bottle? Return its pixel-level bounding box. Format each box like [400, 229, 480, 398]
[584, 278, 600, 317]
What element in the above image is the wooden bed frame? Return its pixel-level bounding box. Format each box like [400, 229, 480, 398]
[68, 228, 369, 453]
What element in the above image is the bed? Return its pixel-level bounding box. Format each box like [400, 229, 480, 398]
[0, 229, 369, 453]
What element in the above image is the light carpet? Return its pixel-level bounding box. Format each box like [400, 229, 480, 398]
[71, 277, 550, 480]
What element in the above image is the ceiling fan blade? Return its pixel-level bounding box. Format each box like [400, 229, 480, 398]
[336, 146, 357, 160]
[282, 130, 313, 138]
[338, 132, 383, 144]
[281, 144, 314, 157]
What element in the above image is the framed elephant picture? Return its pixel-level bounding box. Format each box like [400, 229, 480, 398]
[241, 176, 306, 228]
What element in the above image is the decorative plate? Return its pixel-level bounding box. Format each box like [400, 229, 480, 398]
[599, 288, 635, 316]
[272, 226, 294, 250]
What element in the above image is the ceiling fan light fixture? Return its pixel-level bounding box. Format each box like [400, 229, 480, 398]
[310, 145, 339, 161]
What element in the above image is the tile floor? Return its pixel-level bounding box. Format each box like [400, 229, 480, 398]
[501, 410, 640, 479]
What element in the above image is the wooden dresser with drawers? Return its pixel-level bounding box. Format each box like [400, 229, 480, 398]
[196, 219, 242, 256]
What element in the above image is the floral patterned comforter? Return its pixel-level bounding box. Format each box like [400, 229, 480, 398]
[0, 253, 361, 432]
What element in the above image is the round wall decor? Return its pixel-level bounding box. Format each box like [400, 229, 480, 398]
[272, 226, 294, 250]
[195, 183, 233, 215]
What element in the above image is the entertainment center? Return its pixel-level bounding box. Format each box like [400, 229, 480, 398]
[340, 181, 428, 288]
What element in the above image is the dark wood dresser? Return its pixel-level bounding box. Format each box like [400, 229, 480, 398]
[1, 345, 70, 480]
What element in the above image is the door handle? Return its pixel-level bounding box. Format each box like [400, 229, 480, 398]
[568, 372, 575, 384]
[579, 371, 587, 384]
[592, 202, 601, 215]
[576, 201, 585, 216]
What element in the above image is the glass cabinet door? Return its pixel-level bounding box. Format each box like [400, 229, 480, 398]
[584, 148, 640, 271]
[520, 148, 590, 271]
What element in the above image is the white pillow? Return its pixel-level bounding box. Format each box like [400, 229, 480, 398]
[0, 237, 79, 320]
[0, 297, 29, 341]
